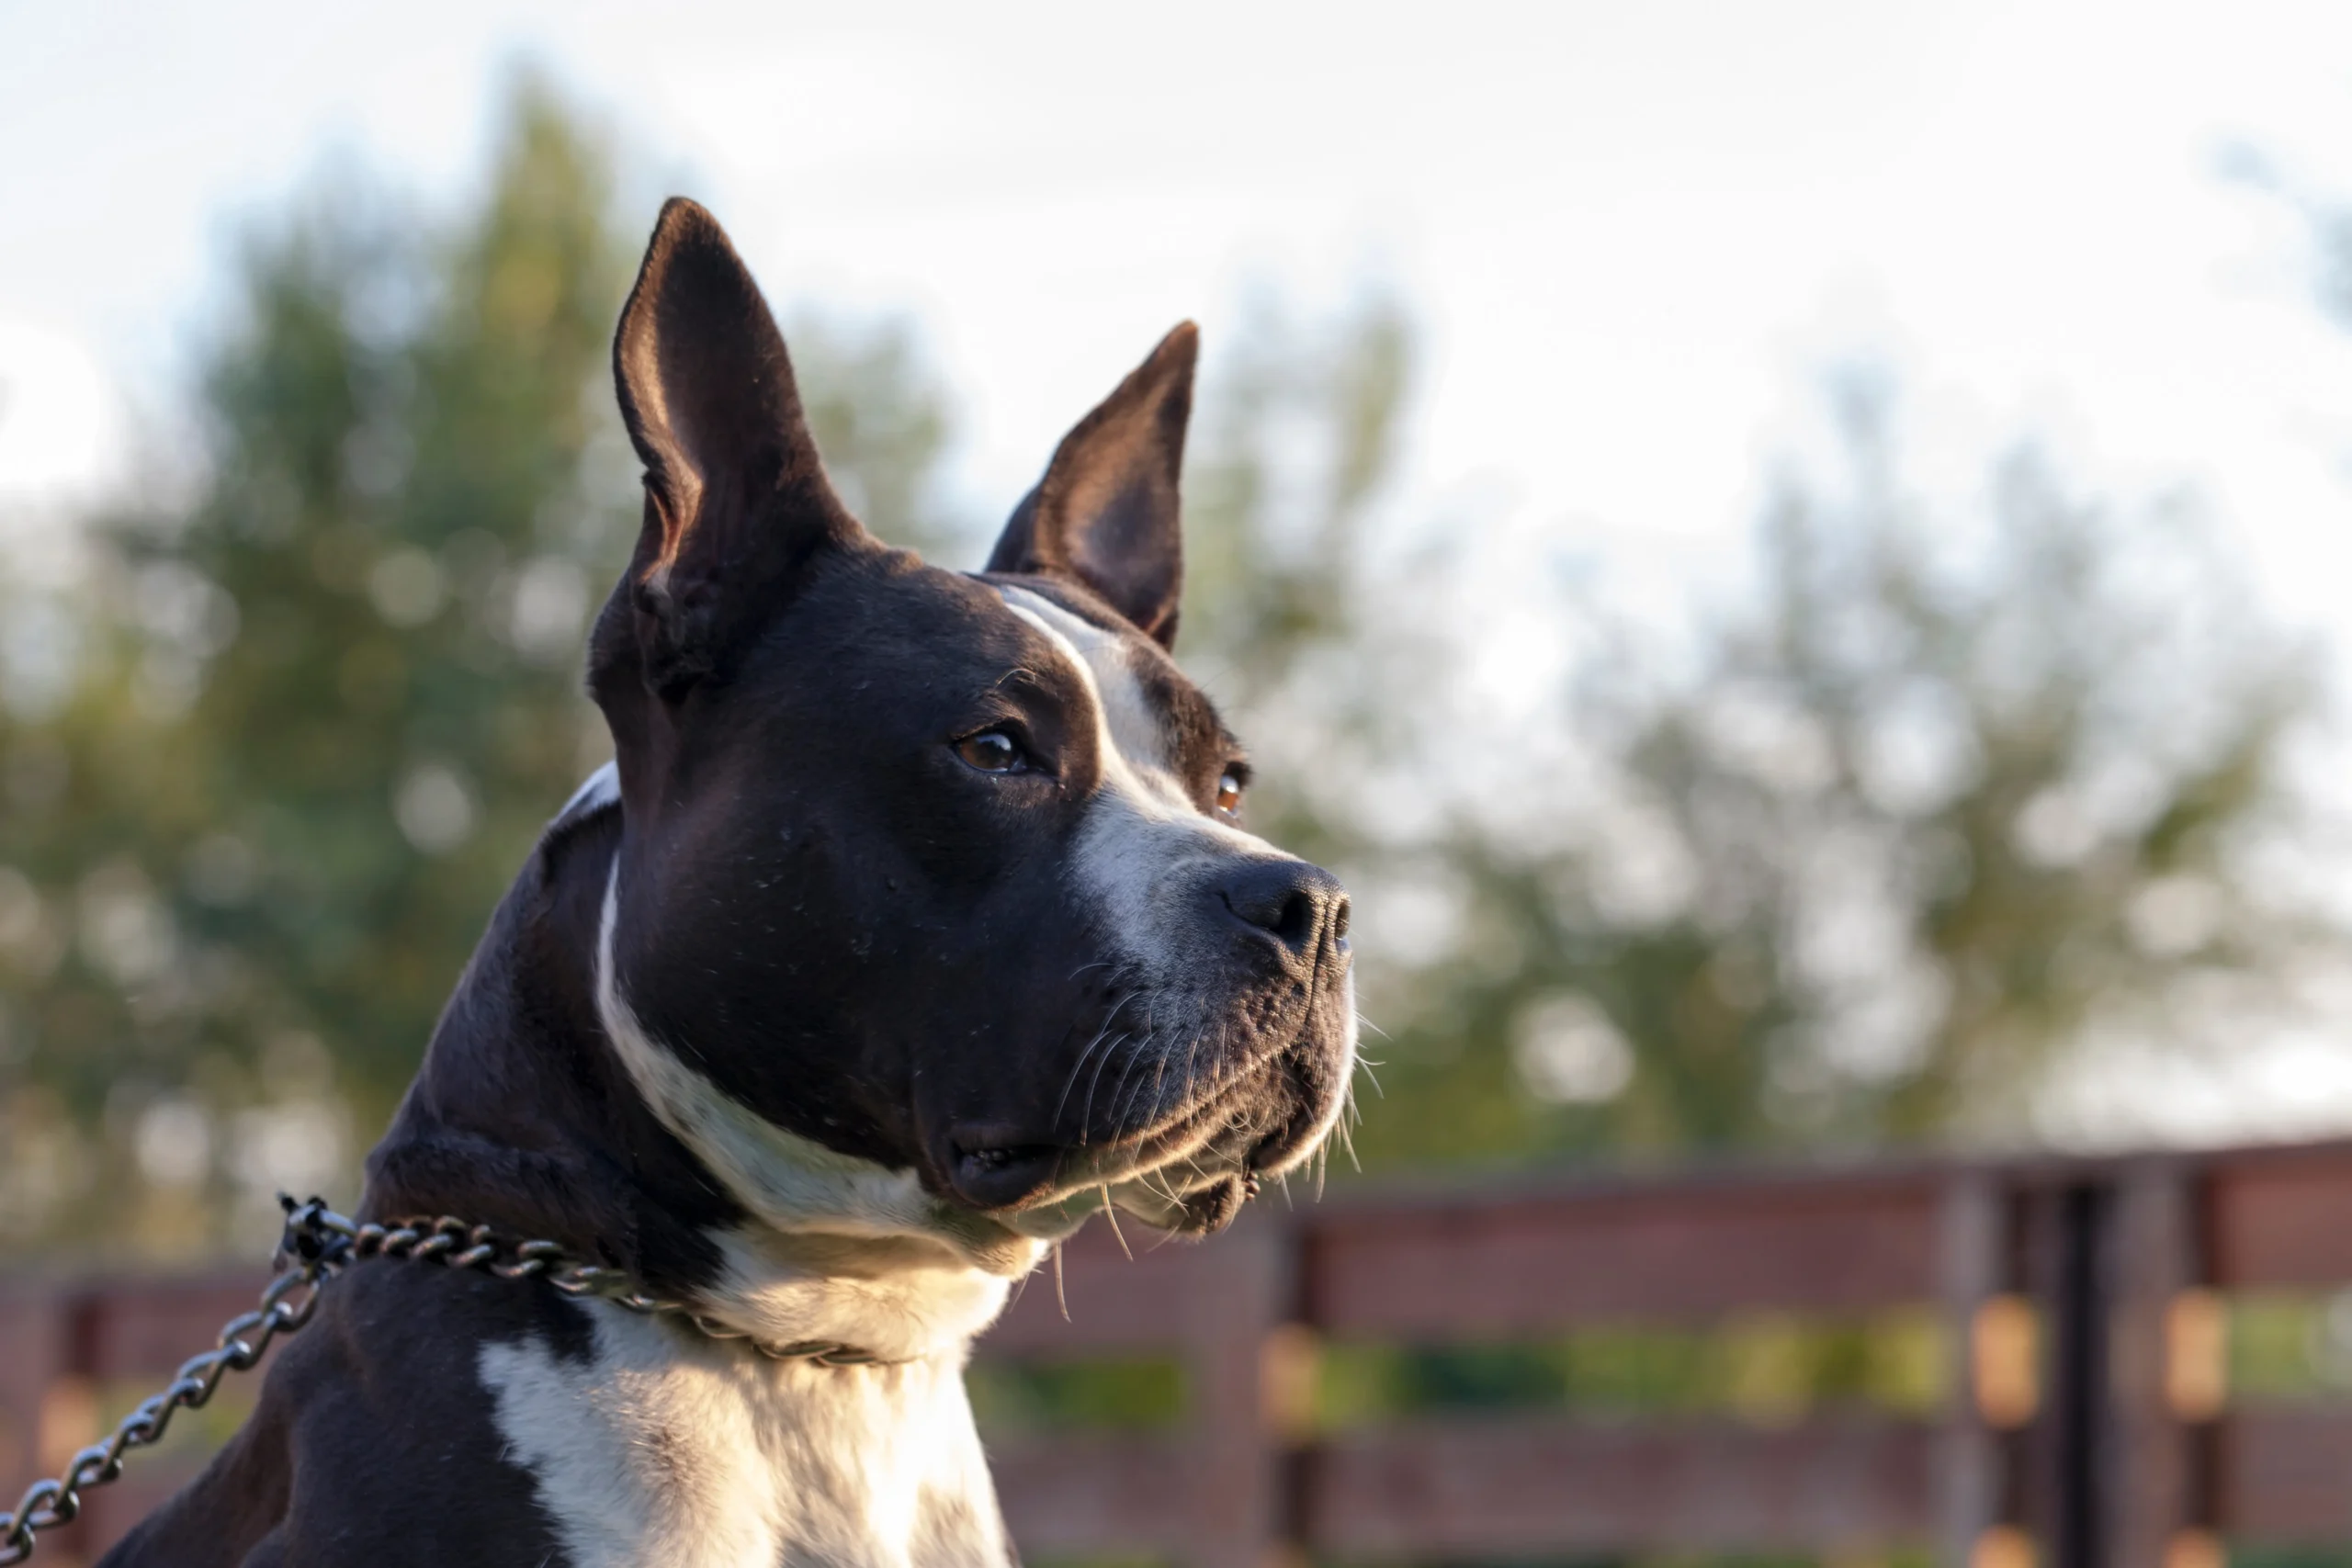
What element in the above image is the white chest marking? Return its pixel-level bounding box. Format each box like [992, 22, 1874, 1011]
[481, 1304, 1011, 1568]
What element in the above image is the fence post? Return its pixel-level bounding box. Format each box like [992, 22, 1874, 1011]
[2052, 1183, 2118, 1568]
[1939, 1171, 2007, 1568]
[2107, 1160, 2204, 1567]
[1184, 1212, 1299, 1568]
[0, 1282, 66, 1497]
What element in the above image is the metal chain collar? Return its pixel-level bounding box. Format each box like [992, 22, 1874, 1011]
[0, 1195, 898, 1564]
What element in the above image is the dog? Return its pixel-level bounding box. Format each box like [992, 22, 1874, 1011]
[99, 198, 1356, 1567]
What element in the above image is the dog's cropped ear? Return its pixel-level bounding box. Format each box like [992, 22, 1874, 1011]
[607, 197, 863, 697]
[986, 322, 1196, 649]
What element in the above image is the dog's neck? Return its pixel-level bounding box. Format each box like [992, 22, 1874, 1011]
[589, 835, 1049, 1361]
[364, 777, 1026, 1564]
[365, 772, 1041, 1365]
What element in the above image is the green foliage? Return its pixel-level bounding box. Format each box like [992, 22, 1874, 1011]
[967, 1355, 1187, 1434]
[1179, 295, 1418, 872]
[0, 80, 965, 1256]
[1, 80, 639, 1253]
[786, 310, 958, 558]
[1353, 387, 2322, 1168]
[2227, 1290, 2352, 1403]
[1143, 297, 2323, 1172]
[1316, 1309, 1946, 1428]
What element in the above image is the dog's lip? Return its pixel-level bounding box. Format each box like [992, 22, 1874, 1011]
[942, 1127, 1065, 1211]
[940, 1103, 1238, 1218]
[938, 1043, 1317, 1219]
[1161, 1171, 1250, 1235]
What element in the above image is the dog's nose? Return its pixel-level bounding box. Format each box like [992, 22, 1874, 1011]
[1216, 861, 1350, 961]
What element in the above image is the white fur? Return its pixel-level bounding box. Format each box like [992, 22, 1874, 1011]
[556, 760, 621, 826]
[995, 585, 1289, 976]
[480, 1302, 1010, 1568]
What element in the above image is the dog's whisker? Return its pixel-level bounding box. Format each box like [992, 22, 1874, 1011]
[1077, 1020, 1134, 1133]
[1110, 1029, 1166, 1142]
[1100, 1187, 1134, 1260]
[1098, 1043, 1142, 1144]
[1142, 1169, 1185, 1211]
[1098, 1011, 1158, 1143]
[1056, 994, 1136, 1130]
[1053, 1031, 1104, 1128]
[1127, 1008, 1170, 1137]
[1129, 1032, 1172, 1144]
[1171, 1029, 1205, 1148]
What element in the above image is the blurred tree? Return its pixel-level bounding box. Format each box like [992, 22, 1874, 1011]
[1178, 292, 1421, 871]
[0, 78, 962, 1256]
[787, 310, 958, 558]
[0, 80, 635, 1255]
[1357, 380, 2327, 1168]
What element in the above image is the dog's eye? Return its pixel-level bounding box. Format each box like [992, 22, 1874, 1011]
[1216, 771, 1245, 816]
[955, 730, 1027, 774]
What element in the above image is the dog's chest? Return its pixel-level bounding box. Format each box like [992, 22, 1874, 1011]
[478, 1305, 1012, 1568]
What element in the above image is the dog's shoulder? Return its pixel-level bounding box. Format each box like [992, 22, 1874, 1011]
[99, 1262, 584, 1568]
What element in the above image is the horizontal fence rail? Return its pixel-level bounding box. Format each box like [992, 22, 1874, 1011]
[12, 1139, 2352, 1564]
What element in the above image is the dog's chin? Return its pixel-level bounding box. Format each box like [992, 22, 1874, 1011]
[942, 1133, 1247, 1242]
[942, 1122, 1334, 1242]
[1109, 1170, 1251, 1235]
[964, 1096, 1344, 1243]
[933, 1018, 1355, 1240]
[1101, 1102, 1343, 1236]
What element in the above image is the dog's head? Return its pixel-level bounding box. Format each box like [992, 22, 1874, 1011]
[583, 200, 1354, 1271]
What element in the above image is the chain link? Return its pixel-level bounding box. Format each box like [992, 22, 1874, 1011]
[0, 1194, 895, 1563]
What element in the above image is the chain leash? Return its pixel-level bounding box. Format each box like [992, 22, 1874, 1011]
[0, 1195, 896, 1563]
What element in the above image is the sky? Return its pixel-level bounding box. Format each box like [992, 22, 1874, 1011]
[8, 0, 2352, 1136]
[9, 3, 2352, 590]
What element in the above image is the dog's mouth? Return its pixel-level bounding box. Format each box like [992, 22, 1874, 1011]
[944, 1129, 1256, 1238]
[944, 1125, 1245, 1231]
[937, 1028, 1350, 1238]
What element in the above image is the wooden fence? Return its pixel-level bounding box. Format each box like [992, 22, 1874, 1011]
[10, 1138, 2352, 1565]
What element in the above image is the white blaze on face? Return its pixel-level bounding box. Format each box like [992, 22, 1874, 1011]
[994, 585, 1285, 980]
[997, 584, 1360, 1196]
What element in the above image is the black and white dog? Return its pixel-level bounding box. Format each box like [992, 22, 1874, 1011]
[104, 199, 1355, 1566]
